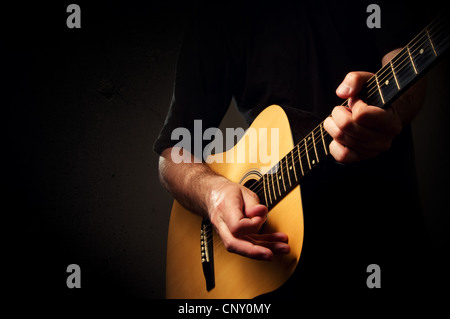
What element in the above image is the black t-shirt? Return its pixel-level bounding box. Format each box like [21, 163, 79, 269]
[154, 0, 421, 155]
[155, 0, 437, 298]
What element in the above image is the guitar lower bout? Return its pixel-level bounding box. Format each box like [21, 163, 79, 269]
[166, 105, 305, 299]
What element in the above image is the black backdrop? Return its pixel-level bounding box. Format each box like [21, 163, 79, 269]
[5, 1, 192, 298]
[4, 0, 449, 302]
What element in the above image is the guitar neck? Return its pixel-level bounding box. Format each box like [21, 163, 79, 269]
[253, 12, 449, 210]
[364, 12, 450, 109]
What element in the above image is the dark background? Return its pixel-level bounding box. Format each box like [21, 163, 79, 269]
[4, 1, 449, 299]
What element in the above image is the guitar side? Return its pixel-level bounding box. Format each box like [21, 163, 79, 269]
[166, 105, 304, 299]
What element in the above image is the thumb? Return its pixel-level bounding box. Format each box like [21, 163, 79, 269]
[241, 189, 268, 221]
[336, 71, 374, 99]
[245, 204, 268, 219]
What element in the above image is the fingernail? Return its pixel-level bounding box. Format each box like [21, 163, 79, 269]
[337, 83, 351, 96]
[263, 253, 272, 261]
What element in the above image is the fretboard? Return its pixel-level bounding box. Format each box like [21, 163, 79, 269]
[250, 12, 449, 210]
[364, 12, 450, 108]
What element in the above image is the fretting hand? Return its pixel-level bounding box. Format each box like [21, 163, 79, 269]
[324, 71, 402, 163]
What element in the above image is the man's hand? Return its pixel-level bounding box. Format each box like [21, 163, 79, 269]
[159, 147, 290, 261]
[207, 179, 290, 261]
[323, 71, 402, 163]
[324, 48, 426, 164]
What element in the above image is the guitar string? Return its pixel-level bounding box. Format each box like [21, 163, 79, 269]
[208, 16, 449, 251]
[207, 125, 332, 249]
[210, 34, 444, 254]
[209, 22, 450, 252]
[273, 22, 450, 186]
[246, 119, 329, 200]
[248, 21, 445, 199]
[366, 31, 448, 99]
[365, 13, 447, 89]
[246, 21, 449, 198]
[244, 16, 450, 198]
[365, 23, 447, 98]
[365, 16, 448, 97]
[205, 123, 330, 252]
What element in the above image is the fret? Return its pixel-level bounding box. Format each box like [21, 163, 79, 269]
[406, 45, 418, 74]
[306, 134, 319, 167]
[270, 171, 277, 201]
[376, 63, 400, 105]
[311, 130, 319, 164]
[426, 27, 438, 56]
[262, 174, 269, 207]
[290, 149, 298, 182]
[256, 14, 449, 213]
[391, 48, 417, 92]
[253, 180, 266, 207]
[389, 61, 400, 90]
[374, 73, 385, 104]
[432, 15, 450, 54]
[304, 138, 312, 169]
[365, 78, 383, 108]
[274, 167, 282, 196]
[319, 123, 328, 156]
[273, 171, 279, 200]
[267, 174, 273, 205]
[279, 160, 287, 192]
[284, 155, 292, 188]
[411, 35, 438, 74]
[296, 144, 304, 176]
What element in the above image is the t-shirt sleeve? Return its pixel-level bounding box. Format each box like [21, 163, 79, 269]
[153, 4, 233, 157]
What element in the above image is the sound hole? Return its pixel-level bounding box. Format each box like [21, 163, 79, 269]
[243, 178, 258, 190]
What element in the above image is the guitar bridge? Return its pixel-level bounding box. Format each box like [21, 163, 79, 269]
[200, 218, 215, 291]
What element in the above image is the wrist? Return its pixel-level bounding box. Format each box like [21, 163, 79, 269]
[203, 175, 232, 217]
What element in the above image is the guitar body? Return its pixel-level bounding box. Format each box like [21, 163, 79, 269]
[166, 105, 304, 299]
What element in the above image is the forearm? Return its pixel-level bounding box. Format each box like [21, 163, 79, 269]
[158, 147, 229, 217]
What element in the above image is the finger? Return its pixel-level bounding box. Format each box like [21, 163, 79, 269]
[328, 140, 360, 164]
[382, 48, 402, 67]
[219, 192, 248, 235]
[336, 71, 374, 99]
[212, 185, 262, 237]
[245, 204, 268, 219]
[325, 115, 386, 156]
[331, 105, 368, 140]
[224, 207, 265, 237]
[242, 205, 268, 233]
[324, 114, 363, 148]
[243, 232, 290, 254]
[329, 106, 383, 147]
[242, 234, 290, 255]
[241, 189, 267, 217]
[216, 220, 274, 261]
[228, 189, 267, 235]
[351, 99, 402, 135]
[329, 139, 380, 163]
[245, 232, 289, 243]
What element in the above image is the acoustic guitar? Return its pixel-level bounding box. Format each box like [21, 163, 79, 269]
[165, 13, 449, 299]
